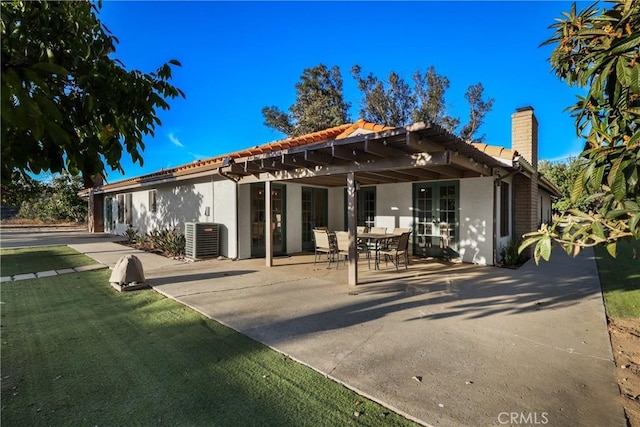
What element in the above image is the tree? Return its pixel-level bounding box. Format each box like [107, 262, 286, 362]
[262, 64, 350, 137]
[521, 0, 640, 262]
[412, 66, 459, 132]
[352, 65, 493, 139]
[1, 1, 184, 188]
[17, 172, 87, 222]
[539, 157, 601, 214]
[459, 83, 494, 142]
[351, 65, 415, 127]
[1, 171, 43, 208]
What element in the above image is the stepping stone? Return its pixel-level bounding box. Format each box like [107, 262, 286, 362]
[1, 276, 13, 283]
[36, 270, 58, 278]
[13, 273, 36, 281]
[73, 264, 108, 272]
[56, 268, 75, 275]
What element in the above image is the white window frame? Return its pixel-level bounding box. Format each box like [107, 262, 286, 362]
[117, 194, 125, 223]
[149, 190, 157, 214]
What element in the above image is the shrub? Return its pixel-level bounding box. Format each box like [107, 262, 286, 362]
[122, 226, 139, 243]
[499, 238, 529, 267]
[142, 226, 185, 258]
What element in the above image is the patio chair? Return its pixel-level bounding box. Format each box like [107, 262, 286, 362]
[335, 231, 370, 269]
[356, 226, 368, 234]
[386, 227, 412, 248]
[313, 228, 337, 266]
[369, 226, 387, 234]
[379, 231, 411, 271]
[391, 227, 411, 235]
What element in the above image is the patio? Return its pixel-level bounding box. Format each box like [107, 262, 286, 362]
[132, 248, 623, 426]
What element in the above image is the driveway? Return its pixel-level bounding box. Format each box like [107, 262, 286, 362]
[3, 229, 625, 426]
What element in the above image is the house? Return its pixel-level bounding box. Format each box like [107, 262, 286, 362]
[84, 106, 559, 284]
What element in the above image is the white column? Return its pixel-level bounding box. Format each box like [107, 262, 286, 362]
[265, 181, 273, 267]
[346, 173, 358, 285]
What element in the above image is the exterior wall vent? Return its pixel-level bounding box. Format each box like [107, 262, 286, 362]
[185, 222, 220, 260]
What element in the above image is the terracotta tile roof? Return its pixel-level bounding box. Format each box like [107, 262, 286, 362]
[96, 120, 388, 191]
[470, 143, 516, 160]
[335, 119, 395, 139]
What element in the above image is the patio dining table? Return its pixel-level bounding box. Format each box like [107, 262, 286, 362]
[358, 232, 396, 270]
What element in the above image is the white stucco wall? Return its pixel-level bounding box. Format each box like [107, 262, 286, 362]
[328, 187, 345, 231]
[375, 182, 413, 232]
[286, 184, 303, 254]
[237, 183, 252, 260]
[108, 175, 242, 258]
[459, 177, 494, 265]
[213, 178, 238, 258]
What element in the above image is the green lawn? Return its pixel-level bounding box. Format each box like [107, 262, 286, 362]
[595, 239, 640, 318]
[0, 245, 97, 276]
[1, 267, 416, 426]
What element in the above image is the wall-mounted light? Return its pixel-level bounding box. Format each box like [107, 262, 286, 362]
[204, 207, 210, 216]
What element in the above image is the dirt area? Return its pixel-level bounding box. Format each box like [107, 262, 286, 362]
[609, 318, 640, 426]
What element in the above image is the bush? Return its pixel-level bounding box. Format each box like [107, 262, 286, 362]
[499, 238, 529, 267]
[133, 226, 185, 258]
[122, 226, 139, 243]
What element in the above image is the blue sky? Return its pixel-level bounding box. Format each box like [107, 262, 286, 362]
[98, 1, 588, 183]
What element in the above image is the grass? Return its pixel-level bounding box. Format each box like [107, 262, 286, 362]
[0, 245, 97, 277]
[595, 239, 640, 318]
[1, 267, 416, 426]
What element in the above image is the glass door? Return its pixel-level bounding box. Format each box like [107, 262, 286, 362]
[104, 196, 113, 232]
[413, 181, 459, 258]
[301, 187, 328, 251]
[251, 183, 286, 257]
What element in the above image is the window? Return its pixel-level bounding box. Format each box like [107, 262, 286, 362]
[500, 182, 510, 237]
[343, 187, 376, 229]
[149, 190, 157, 214]
[125, 193, 132, 224]
[117, 195, 124, 223]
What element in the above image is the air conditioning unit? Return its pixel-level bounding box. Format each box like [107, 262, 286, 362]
[185, 222, 220, 260]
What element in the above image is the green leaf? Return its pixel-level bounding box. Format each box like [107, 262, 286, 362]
[31, 62, 69, 76]
[592, 221, 606, 240]
[518, 236, 541, 254]
[539, 236, 552, 262]
[630, 213, 640, 237]
[606, 242, 617, 258]
[610, 33, 640, 55]
[571, 167, 586, 203]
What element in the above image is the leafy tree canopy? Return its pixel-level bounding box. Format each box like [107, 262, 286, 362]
[352, 65, 494, 140]
[521, 0, 640, 262]
[1, 0, 185, 188]
[15, 172, 87, 223]
[264, 63, 494, 141]
[262, 64, 351, 137]
[412, 66, 460, 132]
[351, 65, 415, 127]
[538, 157, 601, 214]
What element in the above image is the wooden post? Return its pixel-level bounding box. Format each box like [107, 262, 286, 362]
[265, 181, 273, 267]
[347, 172, 358, 285]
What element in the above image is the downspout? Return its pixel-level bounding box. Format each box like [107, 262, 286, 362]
[218, 165, 241, 260]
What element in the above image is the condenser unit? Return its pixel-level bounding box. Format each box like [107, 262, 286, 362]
[185, 222, 220, 260]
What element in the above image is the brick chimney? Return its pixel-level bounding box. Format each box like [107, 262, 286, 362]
[511, 106, 538, 170]
[511, 106, 539, 252]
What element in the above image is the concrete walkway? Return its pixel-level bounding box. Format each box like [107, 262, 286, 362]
[65, 239, 625, 427]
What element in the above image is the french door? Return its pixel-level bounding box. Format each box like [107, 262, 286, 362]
[413, 181, 459, 258]
[301, 187, 328, 251]
[251, 183, 286, 257]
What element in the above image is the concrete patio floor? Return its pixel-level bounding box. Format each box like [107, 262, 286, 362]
[63, 238, 625, 427]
